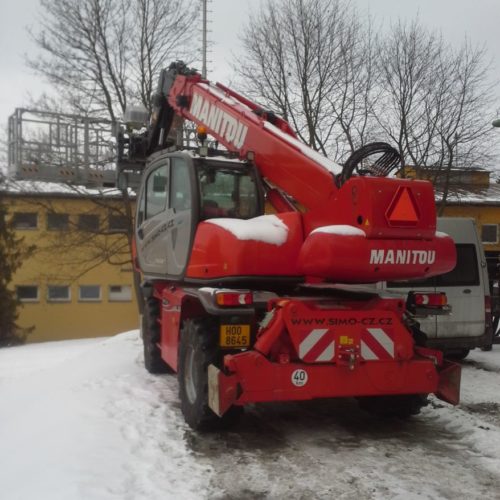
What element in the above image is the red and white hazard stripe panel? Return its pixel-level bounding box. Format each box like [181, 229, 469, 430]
[360, 328, 395, 361]
[299, 329, 335, 363]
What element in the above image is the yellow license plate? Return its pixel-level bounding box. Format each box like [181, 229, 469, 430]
[220, 324, 250, 348]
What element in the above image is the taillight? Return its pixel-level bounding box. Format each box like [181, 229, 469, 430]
[407, 291, 449, 314]
[485, 295, 492, 314]
[485, 295, 492, 332]
[413, 292, 447, 307]
[215, 291, 253, 307]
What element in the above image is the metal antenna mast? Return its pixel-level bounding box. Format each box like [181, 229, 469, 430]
[201, 0, 208, 78]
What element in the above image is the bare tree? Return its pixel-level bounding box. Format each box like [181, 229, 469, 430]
[376, 20, 498, 209]
[26, 0, 198, 312]
[434, 41, 498, 211]
[327, 14, 380, 160]
[236, 3, 498, 182]
[29, 0, 198, 121]
[234, 0, 377, 161]
[375, 19, 444, 166]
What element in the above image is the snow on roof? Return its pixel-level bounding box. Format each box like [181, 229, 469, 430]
[263, 122, 342, 175]
[0, 178, 134, 198]
[311, 225, 366, 237]
[434, 184, 500, 205]
[205, 214, 289, 245]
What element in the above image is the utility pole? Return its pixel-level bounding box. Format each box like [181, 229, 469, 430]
[201, 0, 208, 78]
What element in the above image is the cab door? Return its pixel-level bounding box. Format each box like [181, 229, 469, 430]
[136, 155, 196, 279]
[136, 160, 171, 276]
[165, 156, 194, 277]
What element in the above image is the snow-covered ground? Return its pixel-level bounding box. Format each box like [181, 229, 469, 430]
[1, 332, 500, 500]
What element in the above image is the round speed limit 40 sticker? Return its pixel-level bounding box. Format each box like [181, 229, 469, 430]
[291, 369, 308, 387]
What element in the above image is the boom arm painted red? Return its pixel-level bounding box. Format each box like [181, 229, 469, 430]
[145, 65, 456, 283]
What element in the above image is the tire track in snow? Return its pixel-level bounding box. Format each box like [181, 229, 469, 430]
[79, 334, 216, 500]
[187, 397, 500, 499]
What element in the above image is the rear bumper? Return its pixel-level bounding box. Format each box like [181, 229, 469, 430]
[425, 330, 493, 350]
[208, 350, 461, 416]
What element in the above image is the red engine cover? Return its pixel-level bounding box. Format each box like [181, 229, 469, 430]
[297, 227, 456, 282]
[186, 212, 304, 279]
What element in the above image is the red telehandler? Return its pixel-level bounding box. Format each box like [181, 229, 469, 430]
[117, 62, 461, 430]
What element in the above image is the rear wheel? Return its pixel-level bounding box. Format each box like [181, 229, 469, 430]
[178, 318, 242, 431]
[142, 297, 171, 374]
[357, 394, 429, 418]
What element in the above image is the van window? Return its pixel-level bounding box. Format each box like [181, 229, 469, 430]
[387, 244, 479, 288]
[437, 244, 479, 287]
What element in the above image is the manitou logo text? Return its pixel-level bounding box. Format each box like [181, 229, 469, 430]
[370, 249, 436, 265]
[190, 93, 248, 149]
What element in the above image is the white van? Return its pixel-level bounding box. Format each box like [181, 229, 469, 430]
[384, 217, 493, 358]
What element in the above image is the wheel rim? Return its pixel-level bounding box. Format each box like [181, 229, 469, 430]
[184, 346, 197, 404]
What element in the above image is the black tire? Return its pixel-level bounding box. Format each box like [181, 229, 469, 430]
[445, 349, 470, 361]
[142, 297, 171, 374]
[357, 394, 429, 418]
[492, 315, 500, 336]
[178, 318, 243, 431]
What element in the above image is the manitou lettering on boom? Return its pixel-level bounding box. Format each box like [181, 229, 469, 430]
[370, 249, 436, 265]
[190, 93, 248, 149]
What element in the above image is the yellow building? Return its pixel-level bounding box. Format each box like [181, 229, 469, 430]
[1, 180, 139, 343]
[406, 166, 500, 279]
[4, 166, 500, 343]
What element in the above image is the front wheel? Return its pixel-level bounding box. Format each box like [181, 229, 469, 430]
[178, 318, 242, 431]
[142, 297, 171, 374]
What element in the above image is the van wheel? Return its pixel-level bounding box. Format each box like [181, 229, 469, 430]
[142, 297, 171, 374]
[178, 318, 243, 431]
[445, 349, 470, 361]
[357, 394, 428, 418]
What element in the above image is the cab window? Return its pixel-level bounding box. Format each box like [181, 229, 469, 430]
[170, 158, 191, 211]
[198, 165, 259, 219]
[144, 164, 168, 220]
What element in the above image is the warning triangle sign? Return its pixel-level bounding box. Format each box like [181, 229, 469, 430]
[387, 187, 419, 224]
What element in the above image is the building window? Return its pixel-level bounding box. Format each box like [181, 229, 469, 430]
[109, 215, 128, 232]
[109, 285, 132, 302]
[78, 214, 99, 232]
[79, 285, 101, 301]
[47, 213, 69, 231]
[12, 212, 38, 229]
[47, 285, 71, 302]
[16, 285, 39, 302]
[481, 224, 498, 244]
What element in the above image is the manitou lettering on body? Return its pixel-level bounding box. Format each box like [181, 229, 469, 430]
[370, 249, 436, 265]
[190, 93, 248, 149]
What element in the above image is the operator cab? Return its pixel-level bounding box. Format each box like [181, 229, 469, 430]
[136, 152, 264, 280]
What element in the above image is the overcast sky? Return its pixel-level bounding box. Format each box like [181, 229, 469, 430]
[1, 0, 500, 134]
